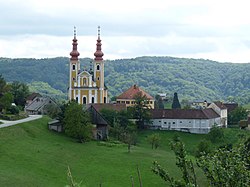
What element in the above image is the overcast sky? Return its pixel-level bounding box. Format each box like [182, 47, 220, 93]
[1, 0, 250, 63]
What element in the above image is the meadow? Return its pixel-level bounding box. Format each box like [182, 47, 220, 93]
[0, 117, 247, 186]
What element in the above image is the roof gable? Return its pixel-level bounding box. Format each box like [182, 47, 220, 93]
[213, 101, 227, 110]
[150, 108, 220, 119]
[117, 84, 154, 100]
[78, 71, 92, 77]
[87, 103, 127, 113]
[26, 93, 42, 101]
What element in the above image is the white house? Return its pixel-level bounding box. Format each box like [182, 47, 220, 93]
[148, 108, 221, 134]
[208, 101, 227, 127]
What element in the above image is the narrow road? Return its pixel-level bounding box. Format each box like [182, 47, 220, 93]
[0, 115, 42, 129]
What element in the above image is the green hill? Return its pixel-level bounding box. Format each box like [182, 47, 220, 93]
[0, 116, 207, 186]
[0, 56, 249, 103]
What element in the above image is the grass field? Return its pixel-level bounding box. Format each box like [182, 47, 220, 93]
[0, 117, 248, 187]
[243, 103, 250, 110]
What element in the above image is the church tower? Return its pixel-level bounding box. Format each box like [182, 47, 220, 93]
[68, 26, 108, 104]
[93, 26, 107, 103]
[69, 27, 80, 101]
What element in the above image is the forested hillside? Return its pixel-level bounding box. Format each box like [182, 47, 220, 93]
[0, 56, 249, 103]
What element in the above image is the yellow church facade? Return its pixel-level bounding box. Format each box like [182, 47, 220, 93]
[68, 27, 108, 104]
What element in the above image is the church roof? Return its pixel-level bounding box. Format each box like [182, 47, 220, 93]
[70, 27, 80, 60]
[117, 84, 154, 100]
[94, 26, 104, 61]
[87, 103, 127, 112]
[150, 108, 220, 119]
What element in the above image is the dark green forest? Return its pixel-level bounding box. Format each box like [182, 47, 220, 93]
[0, 56, 249, 103]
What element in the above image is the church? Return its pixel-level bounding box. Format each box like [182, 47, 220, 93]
[68, 27, 108, 104]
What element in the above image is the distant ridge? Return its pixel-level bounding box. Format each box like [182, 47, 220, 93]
[0, 56, 249, 104]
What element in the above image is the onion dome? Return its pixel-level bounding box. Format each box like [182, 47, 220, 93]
[70, 27, 80, 60]
[94, 26, 104, 61]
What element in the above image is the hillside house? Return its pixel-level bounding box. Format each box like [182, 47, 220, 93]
[25, 96, 59, 115]
[116, 84, 155, 109]
[26, 92, 42, 106]
[148, 108, 221, 134]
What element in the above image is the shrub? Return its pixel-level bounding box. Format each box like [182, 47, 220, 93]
[195, 139, 212, 158]
[7, 105, 19, 115]
[207, 126, 224, 143]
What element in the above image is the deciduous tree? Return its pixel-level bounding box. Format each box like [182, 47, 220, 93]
[131, 92, 151, 129]
[63, 101, 92, 143]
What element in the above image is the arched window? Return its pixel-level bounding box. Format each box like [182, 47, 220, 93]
[83, 97, 87, 104]
[72, 64, 76, 70]
[97, 64, 100, 71]
[76, 97, 78, 103]
[92, 97, 95, 103]
[83, 78, 87, 86]
[104, 97, 107, 103]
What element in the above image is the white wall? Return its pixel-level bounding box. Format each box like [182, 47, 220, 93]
[149, 117, 220, 134]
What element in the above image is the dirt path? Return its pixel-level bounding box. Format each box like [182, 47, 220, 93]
[0, 115, 42, 129]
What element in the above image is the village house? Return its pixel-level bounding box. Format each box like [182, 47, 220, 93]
[25, 95, 58, 115]
[116, 84, 155, 109]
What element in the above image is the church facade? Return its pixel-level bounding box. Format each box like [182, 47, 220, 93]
[68, 27, 108, 104]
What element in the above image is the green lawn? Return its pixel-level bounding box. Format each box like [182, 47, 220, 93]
[0, 117, 247, 187]
[243, 103, 250, 110]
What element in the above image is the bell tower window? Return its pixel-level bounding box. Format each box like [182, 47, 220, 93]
[72, 64, 76, 70]
[97, 64, 100, 71]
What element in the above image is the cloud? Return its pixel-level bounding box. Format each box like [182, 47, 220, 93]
[0, 0, 250, 63]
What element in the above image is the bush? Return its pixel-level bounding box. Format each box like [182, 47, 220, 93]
[207, 126, 224, 143]
[195, 139, 212, 158]
[7, 105, 19, 115]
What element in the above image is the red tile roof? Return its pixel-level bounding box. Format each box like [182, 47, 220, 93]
[150, 108, 220, 119]
[88, 103, 127, 112]
[117, 85, 154, 100]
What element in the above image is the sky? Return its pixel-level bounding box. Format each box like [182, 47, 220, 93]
[1, 0, 250, 63]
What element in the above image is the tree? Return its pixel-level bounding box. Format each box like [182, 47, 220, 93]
[207, 126, 224, 143]
[152, 137, 197, 187]
[63, 101, 92, 143]
[44, 103, 61, 119]
[172, 92, 181, 109]
[195, 139, 212, 158]
[153, 136, 250, 187]
[147, 133, 161, 149]
[10, 81, 29, 107]
[155, 94, 164, 109]
[0, 92, 14, 113]
[123, 122, 137, 153]
[131, 92, 151, 129]
[228, 106, 248, 126]
[197, 142, 250, 186]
